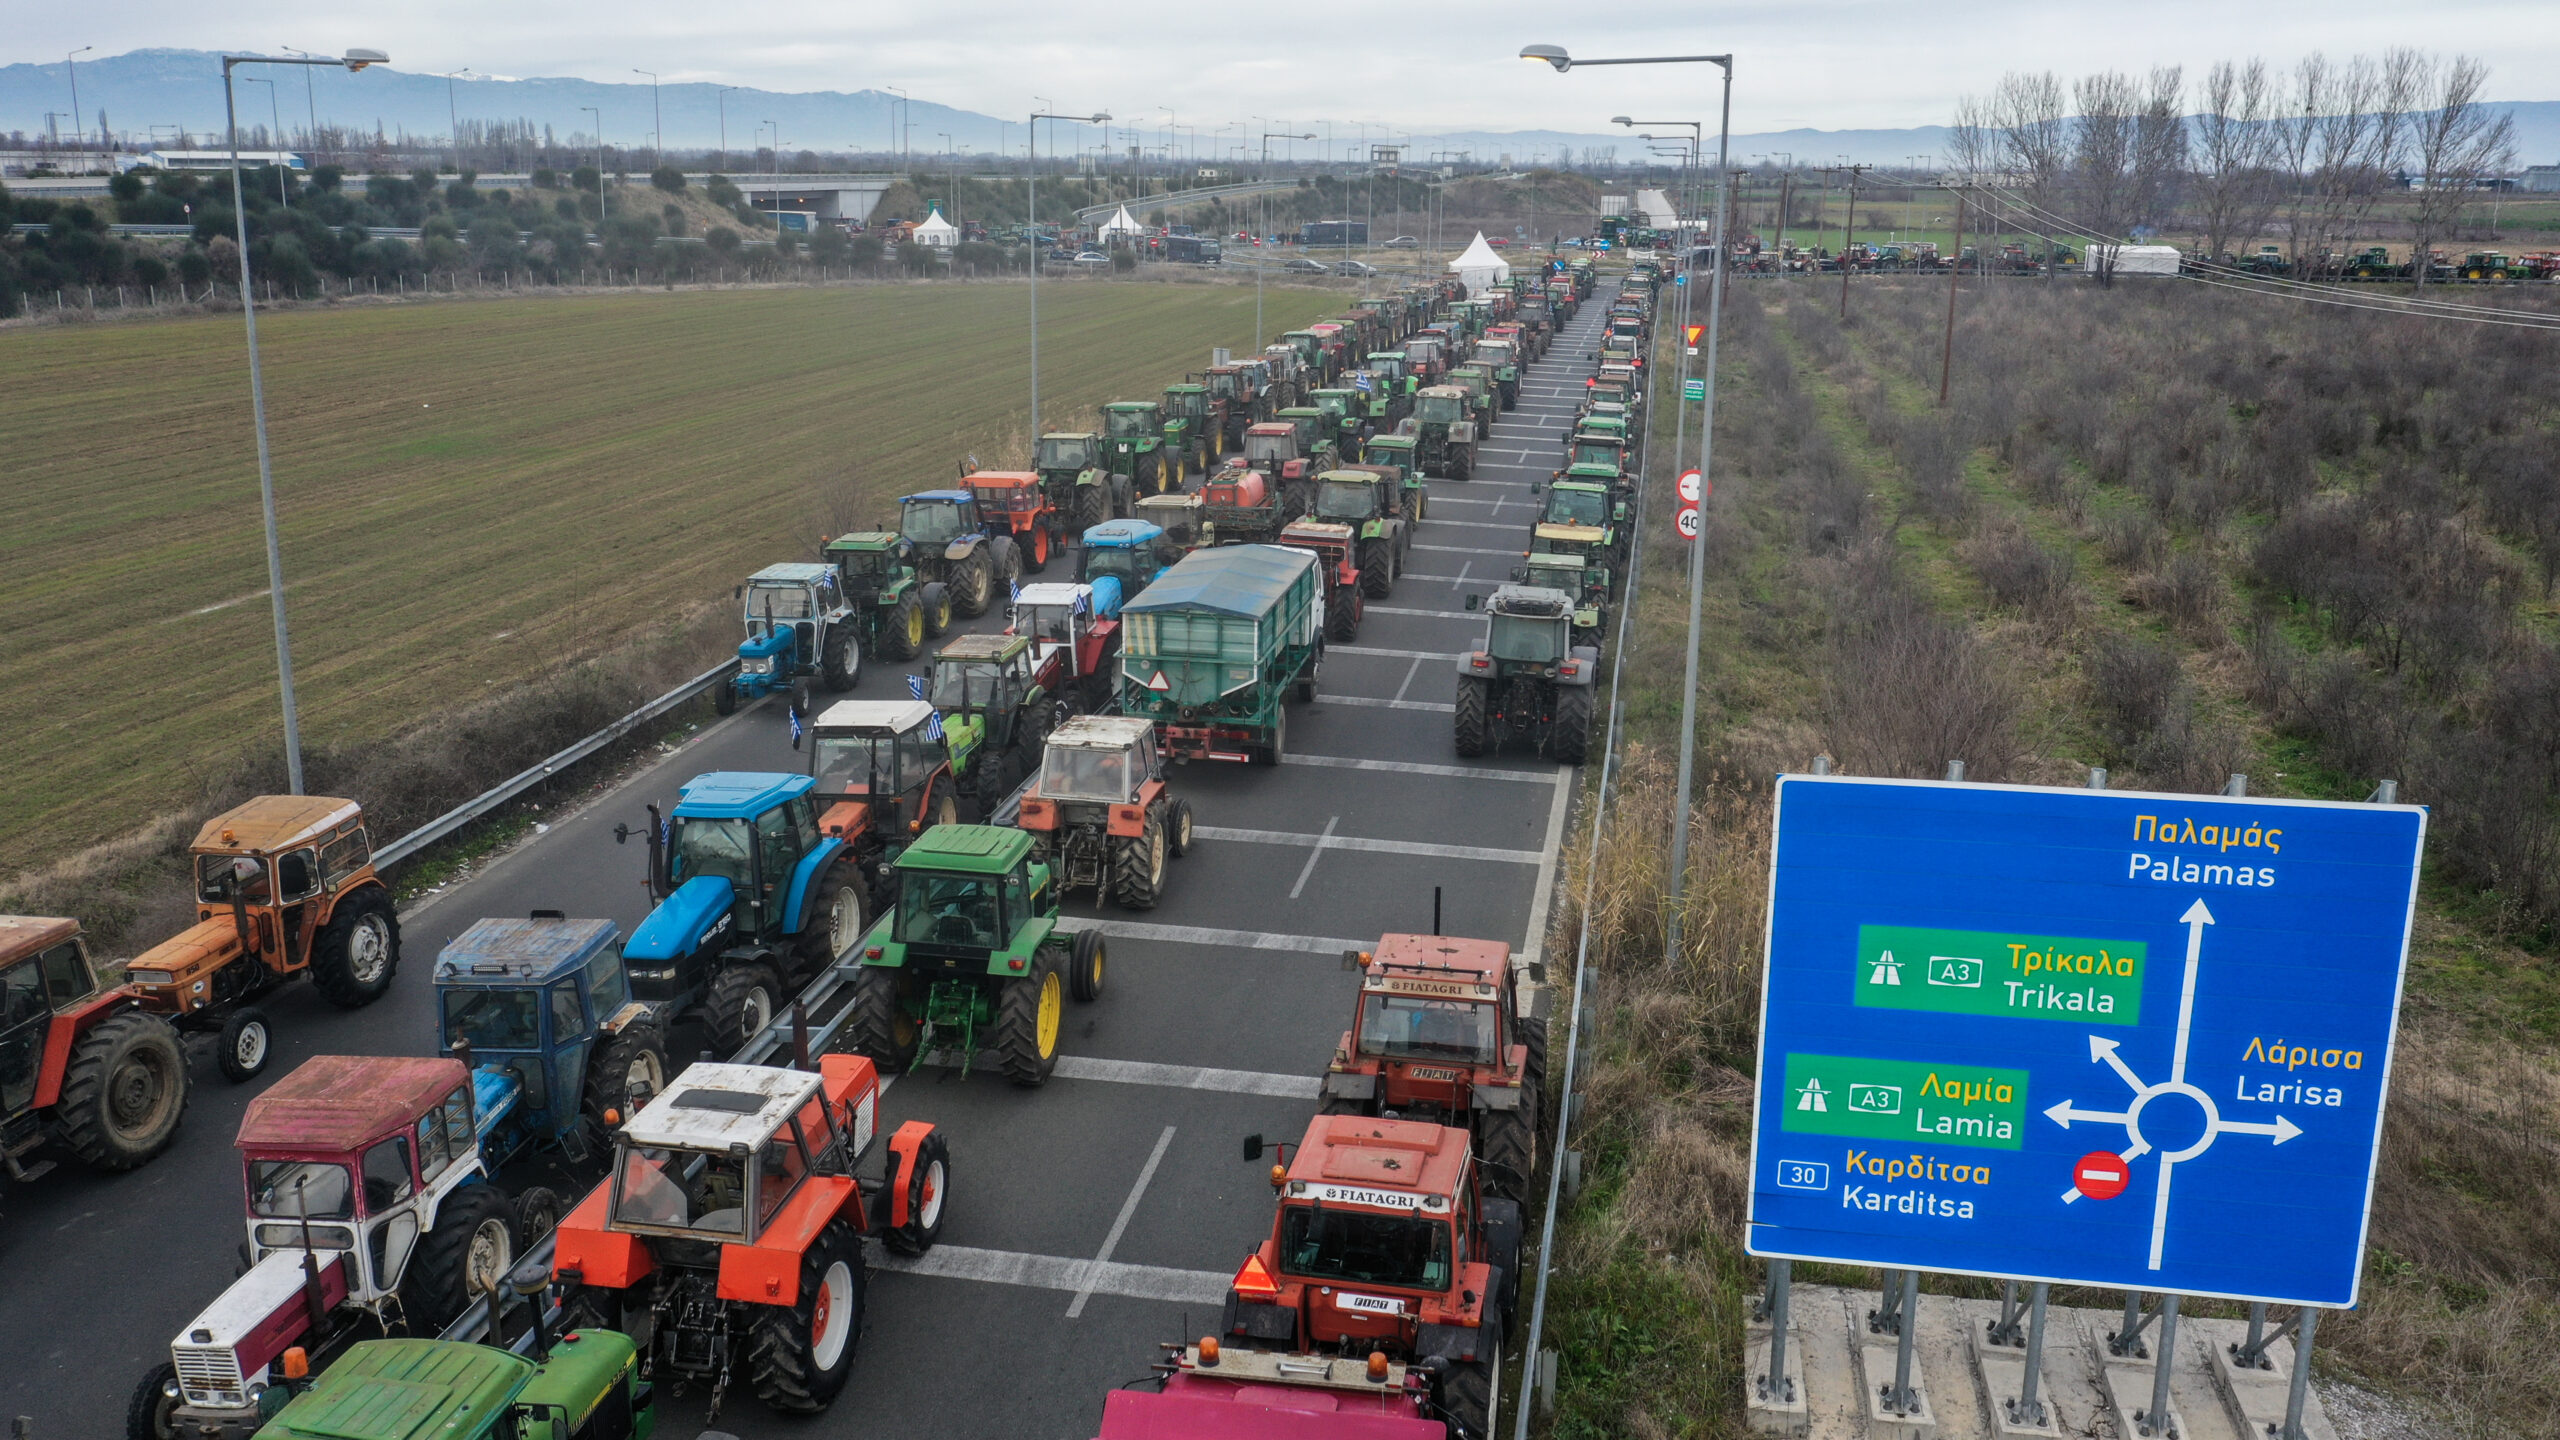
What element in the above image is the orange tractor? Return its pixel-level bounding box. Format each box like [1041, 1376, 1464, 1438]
[120, 796, 402, 1083]
[966, 468, 1068, 574]
[0, 915, 188, 1202]
[1322, 935, 1547, 1202]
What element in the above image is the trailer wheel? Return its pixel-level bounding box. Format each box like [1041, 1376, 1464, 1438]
[310, 888, 400, 1008]
[126, 1362, 179, 1440]
[848, 966, 921, 1070]
[706, 962, 784, 1053]
[750, 1219, 864, 1413]
[996, 963, 1064, 1086]
[881, 1130, 950, 1256]
[1167, 799, 1196, 858]
[1551, 685, 1594, 765]
[1453, 677, 1491, 757]
[1110, 816, 1166, 911]
[403, 1182, 513, 1330]
[1253, 706, 1287, 768]
[58, 1011, 187, 1169]
[217, 1006, 272, 1084]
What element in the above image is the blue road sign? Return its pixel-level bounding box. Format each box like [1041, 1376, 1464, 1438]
[1747, 775, 2425, 1306]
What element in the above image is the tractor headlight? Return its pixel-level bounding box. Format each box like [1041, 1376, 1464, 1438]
[743, 658, 773, 676]
[125, 969, 174, 987]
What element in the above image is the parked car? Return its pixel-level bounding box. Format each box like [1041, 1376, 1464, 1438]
[1284, 258, 1331, 274]
[1382, 236, 1421, 250]
[1074, 250, 1112, 268]
[1333, 260, 1379, 277]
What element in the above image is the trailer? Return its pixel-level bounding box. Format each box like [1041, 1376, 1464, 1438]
[2085, 243, 2181, 278]
[1119, 544, 1323, 766]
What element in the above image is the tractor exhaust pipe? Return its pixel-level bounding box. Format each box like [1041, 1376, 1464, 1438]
[643, 804, 669, 900]
[509, 1259, 555, 1359]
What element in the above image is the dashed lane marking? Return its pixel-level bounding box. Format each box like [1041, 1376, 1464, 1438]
[1066, 1125, 1177, 1317]
[1195, 825, 1542, 864]
[1330, 644, 1459, 659]
[1413, 544, 1521, 556]
[1315, 694, 1457, 712]
[1052, 1055, 1323, 1098]
[875, 1244, 1229, 1307]
[1365, 605, 1475, 619]
[1280, 752, 1558, 783]
[1072, 918, 1371, 953]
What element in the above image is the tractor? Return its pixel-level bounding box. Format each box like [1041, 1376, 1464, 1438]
[844, 824, 1106, 1085]
[1565, 421, 1631, 485]
[966, 468, 1066, 574]
[1239, 420, 1334, 519]
[1260, 346, 1309, 409]
[1307, 469, 1411, 599]
[1362, 351, 1418, 428]
[718, 563, 861, 718]
[898, 488, 1019, 622]
[1446, 367, 1500, 433]
[1016, 715, 1197, 909]
[1101, 400, 1174, 495]
[1223, 1115, 1522, 1440]
[1472, 340, 1520, 409]
[1402, 335, 1447, 386]
[1199, 463, 1289, 543]
[615, 771, 867, 1051]
[552, 1054, 949, 1417]
[1323, 934, 1548, 1202]
[133, 1055, 540, 1440]
[805, 698, 964, 903]
[1037, 431, 1124, 534]
[1280, 516, 1368, 642]
[1079, 518, 1179, 616]
[433, 914, 670, 1173]
[1514, 550, 1608, 654]
[1162, 383, 1222, 473]
[0, 915, 187, 1203]
[1533, 472, 1628, 568]
[822, 531, 937, 663]
[120, 796, 398, 1084]
[241, 1325, 655, 1440]
[1360, 434, 1434, 519]
[1410, 387, 1479, 481]
[1279, 330, 1337, 387]
[1308, 387, 1374, 455]
[924, 632, 1055, 816]
[1011, 581, 1124, 716]
[1454, 585, 1597, 764]
[1199, 365, 1272, 453]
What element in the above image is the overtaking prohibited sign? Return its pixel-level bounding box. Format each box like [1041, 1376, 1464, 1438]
[1746, 775, 2426, 1306]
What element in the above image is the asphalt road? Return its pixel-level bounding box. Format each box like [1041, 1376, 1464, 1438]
[0, 290, 1616, 1440]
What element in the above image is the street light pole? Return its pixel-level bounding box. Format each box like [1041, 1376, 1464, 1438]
[223, 48, 389, 794]
[888, 87, 908, 169]
[1258, 127, 1314, 350]
[243, 78, 288, 205]
[580, 106, 603, 232]
[65, 47, 91, 172]
[444, 67, 469, 173]
[717, 86, 738, 172]
[633, 70, 660, 169]
[1028, 108, 1109, 437]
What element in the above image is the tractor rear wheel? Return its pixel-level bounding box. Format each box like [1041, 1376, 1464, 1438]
[996, 964, 1064, 1086]
[311, 888, 400, 1008]
[706, 962, 785, 1053]
[750, 1219, 864, 1413]
[1551, 684, 1594, 765]
[584, 1019, 668, 1132]
[1452, 450, 1474, 482]
[1453, 676, 1491, 757]
[403, 1182, 512, 1330]
[58, 1011, 186, 1169]
[879, 1129, 950, 1255]
[1026, 524, 1052, 573]
[1522, 1013, 1550, 1103]
[1359, 541, 1394, 599]
[1479, 1106, 1536, 1202]
[821, 626, 861, 693]
[1168, 799, 1196, 858]
[1111, 815, 1167, 910]
[1069, 928, 1107, 1001]
[952, 551, 995, 618]
[1326, 589, 1361, 642]
[217, 1006, 272, 1084]
[920, 583, 954, 637]
[1073, 483, 1109, 533]
[879, 595, 924, 661]
[126, 1362, 179, 1440]
[848, 965, 921, 1070]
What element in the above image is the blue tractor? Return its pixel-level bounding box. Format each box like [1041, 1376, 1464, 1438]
[717, 562, 862, 717]
[432, 913, 670, 1193]
[614, 772, 869, 1051]
[1076, 519, 1179, 618]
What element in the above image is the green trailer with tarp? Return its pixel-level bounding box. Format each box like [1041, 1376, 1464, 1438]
[1118, 544, 1323, 766]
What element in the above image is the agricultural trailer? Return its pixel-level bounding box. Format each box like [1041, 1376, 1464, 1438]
[1119, 543, 1324, 766]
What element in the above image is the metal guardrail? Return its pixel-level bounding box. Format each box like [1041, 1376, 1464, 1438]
[373, 656, 740, 872]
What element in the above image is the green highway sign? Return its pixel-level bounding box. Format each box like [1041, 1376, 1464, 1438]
[1682, 378, 1706, 402]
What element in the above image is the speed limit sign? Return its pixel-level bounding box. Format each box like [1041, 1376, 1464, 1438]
[1677, 468, 1703, 504]
[1675, 504, 1702, 540]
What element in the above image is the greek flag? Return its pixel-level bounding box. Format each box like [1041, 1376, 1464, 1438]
[788, 705, 804, 749]
[1354, 372, 1374, 394]
[924, 711, 944, 742]
[906, 674, 927, 700]
[1010, 578, 1022, 603]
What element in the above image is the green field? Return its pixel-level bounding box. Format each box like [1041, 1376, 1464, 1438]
[0, 279, 1336, 873]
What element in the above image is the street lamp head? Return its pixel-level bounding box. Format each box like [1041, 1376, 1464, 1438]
[1519, 44, 1571, 72]
[1611, 115, 1633, 127]
[343, 48, 388, 71]
[1091, 112, 1110, 123]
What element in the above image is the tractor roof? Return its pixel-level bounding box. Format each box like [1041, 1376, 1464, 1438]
[1490, 584, 1574, 616]
[240, 1056, 469, 1155]
[968, 469, 1041, 488]
[1083, 518, 1165, 547]
[1103, 399, 1159, 412]
[1280, 518, 1354, 543]
[1245, 422, 1295, 437]
[1286, 1113, 1470, 1208]
[935, 632, 1031, 663]
[1418, 385, 1467, 399]
[1041, 430, 1101, 442]
[1554, 474, 1613, 490]
[748, 562, 834, 585]
[898, 823, 1034, 875]
[623, 1061, 822, 1152]
[0, 915, 78, 968]
[1367, 350, 1406, 361]
[1164, 382, 1206, 394]
[674, 771, 814, 819]
[825, 532, 901, 552]
[813, 699, 937, 735]
[254, 1339, 533, 1440]
[1048, 714, 1156, 752]
[1365, 433, 1415, 449]
[1314, 468, 1381, 485]
[193, 795, 362, 856]
[1366, 932, 1509, 988]
[899, 488, 975, 504]
[434, 916, 618, 987]
[1525, 551, 1589, 571]
[1310, 387, 1357, 398]
[1015, 581, 1093, 609]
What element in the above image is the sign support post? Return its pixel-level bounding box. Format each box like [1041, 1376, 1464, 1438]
[2013, 1282, 2051, 1428]
[2282, 1308, 2319, 1440]
[2138, 1294, 2181, 1437]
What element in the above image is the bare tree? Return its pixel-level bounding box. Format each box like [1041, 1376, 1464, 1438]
[2193, 59, 2282, 262]
[2273, 53, 2329, 271]
[2132, 66, 2189, 234]
[2406, 54, 2516, 286]
[1993, 70, 2069, 271]
[2070, 72, 2141, 280]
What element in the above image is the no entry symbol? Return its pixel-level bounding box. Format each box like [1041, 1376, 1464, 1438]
[2073, 1150, 2132, 1201]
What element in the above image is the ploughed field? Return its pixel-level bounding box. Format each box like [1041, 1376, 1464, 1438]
[0, 281, 1337, 874]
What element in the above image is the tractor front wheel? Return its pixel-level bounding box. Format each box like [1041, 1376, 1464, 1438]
[750, 1219, 864, 1413]
[584, 1019, 668, 1132]
[715, 679, 739, 716]
[1026, 524, 1052, 573]
[1454, 676, 1491, 757]
[800, 857, 866, 968]
[920, 583, 954, 637]
[311, 888, 400, 1008]
[217, 1006, 272, 1084]
[1110, 815, 1167, 910]
[883, 594, 926, 661]
[58, 1011, 186, 1169]
[510, 1185, 564, 1248]
[706, 962, 785, 1053]
[879, 1129, 950, 1255]
[821, 626, 861, 693]
[126, 1362, 179, 1440]
[1168, 799, 1196, 858]
[952, 552, 995, 619]
[403, 1182, 513, 1330]
[996, 965, 1064, 1086]
[848, 965, 921, 1070]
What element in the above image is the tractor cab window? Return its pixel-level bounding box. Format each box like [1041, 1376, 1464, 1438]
[277, 848, 322, 903]
[757, 1120, 816, 1228]
[36, 941, 93, 1008]
[1104, 408, 1157, 439]
[0, 960, 43, 1031]
[1244, 433, 1293, 464]
[1082, 547, 1142, 583]
[249, 1159, 355, 1220]
[814, 732, 897, 797]
[1207, 372, 1239, 399]
[897, 871, 1001, 948]
[932, 660, 1006, 710]
[360, 1136, 414, 1211]
[417, 1085, 471, 1185]
[320, 828, 372, 888]
[1313, 394, 1350, 420]
[755, 808, 797, 901]
[588, 962, 630, 1022]
[197, 854, 269, 905]
[1367, 356, 1402, 379]
[614, 1145, 749, 1235]
[1315, 480, 1375, 522]
[549, 982, 585, 1042]
[744, 583, 817, 624]
[900, 499, 969, 545]
[896, 727, 939, 796]
[1020, 602, 1080, 647]
[669, 817, 754, 890]
[444, 987, 542, 1052]
[1279, 1204, 1452, 1292]
[1573, 442, 1620, 469]
[1357, 993, 1499, 1065]
[1489, 615, 1566, 666]
[1040, 435, 1099, 470]
[972, 484, 1024, 514]
[837, 547, 892, 582]
[1543, 489, 1606, 527]
[1044, 745, 1130, 803]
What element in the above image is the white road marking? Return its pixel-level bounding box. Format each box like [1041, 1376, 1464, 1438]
[1052, 1055, 1321, 1098]
[1196, 825, 1543, 865]
[877, 1244, 1229, 1306]
[1393, 655, 1425, 704]
[1521, 769, 1577, 976]
[1316, 694, 1457, 713]
[1074, 918, 1371, 952]
[1281, 752, 1555, 783]
[1427, 519, 1533, 532]
[1367, 605, 1476, 619]
[1331, 645, 1459, 659]
[1422, 494, 1510, 506]
[1413, 544, 1521, 557]
[1289, 816, 1340, 899]
[1067, 1124, 1177, 1317]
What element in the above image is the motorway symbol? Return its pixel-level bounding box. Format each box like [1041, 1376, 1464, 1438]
[1674, 505, 1701, 540]
[1676, 468, 1702, 503]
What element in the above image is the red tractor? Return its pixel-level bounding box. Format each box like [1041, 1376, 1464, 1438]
[0, 914, 188, 1203]
[1010, 581, 1122, 715]
[1320, 936, 1548, 1202]
[1097, 1340, 1445, 1438]
[1220, 1114, 1523, 1439]
[1199, 463, 1289, 543]
[966, 468, 1067, 573]
[553, 1054, 948, 1419]
[1279, 516, 1367, 642]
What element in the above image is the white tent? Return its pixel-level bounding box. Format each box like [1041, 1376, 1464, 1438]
[912, 207, 960, 248]
[1097, 205, 1146, 243]
[1450, 232, 1511, 295]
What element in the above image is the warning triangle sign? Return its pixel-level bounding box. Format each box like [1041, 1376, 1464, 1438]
[1684, 324, 1705, 345]
[1233, 1253, 1281, 1300]
[1145, 670, 1173, 693]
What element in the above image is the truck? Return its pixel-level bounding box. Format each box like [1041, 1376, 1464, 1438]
[1167, 234, 1223, 265]
[0, 915, 187, 1205]
[1016, 715, 1197, 909]
[720, 562, 862, 717]
[2084, 243, 2181, 278]
[1119, 544, 1324, 766]
[1322, 934, 1548, 1201]
[1455, 585, 1597, 764]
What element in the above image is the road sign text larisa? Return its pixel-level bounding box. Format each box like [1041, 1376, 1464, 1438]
[1746, 775, 2425, 1307]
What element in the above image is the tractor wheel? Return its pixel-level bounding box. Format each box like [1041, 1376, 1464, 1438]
[715, 678, 739, 715]
[1327, 589, 1361, 642]
[402, 1182, 513, 1330]
[510, 1185, 564, 1248]
[972, 754, 1014, 820]
[126, 1363, 180, 1440]
[989, 535, 1022, 588]
[879, 1129, 950, 1256]
[1451, 450, 1473, 482]
[799, 856, 867, 968]
[1255, 706, 1288, 767]
[1440, 1363, 1493, 1440]
[1168, 799, 1196, 858]
[1110, 814, 1166, 910]
[848, 965, 921, 1070]
[310, 888, 400, 1008]
[1551, 684, 1594, 765]
[882, 594, 926, 661]
[928, 786, 960, 831]
[1359, 540, 1394, 599]
[1522, 1013, 1550, 1103]
[217, 1006, 273, 1083]
[706, 962, 785, 1053]
[952, 551, 995, 619]
[1073, 483, 1109, 533]
[1025, 524, 1052, 573]
[1137, 452, 1162, 495]
[1068, 928, 1107, 1002]
[1453, 676, 1491, 757]
[749, 1219, 864, 1413]
[920, 583, 954, 637]
[1112, 473, 1136, 517]
[58, 1011, 186, 1170]
[584, 1019, 668, 1132]
[821, 626, 861, 693]
[996, 963, 1064, 1087]
[1479, 1106, 1537, 1202]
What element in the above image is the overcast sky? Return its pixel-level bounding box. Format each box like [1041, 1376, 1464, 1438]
[13, 3, 2556, 137]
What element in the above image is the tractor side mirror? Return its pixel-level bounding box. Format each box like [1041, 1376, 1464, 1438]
[733, 585, 744, 599]
[613, 823, 634, 845]
[1510, 567, 1528, 582]
[1465, 593, 1483, 611]
[1242, 1134, 1265, 1161]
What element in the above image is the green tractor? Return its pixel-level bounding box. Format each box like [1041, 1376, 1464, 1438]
[248, 1326, 655, 1440]
[825, 531, 938, 662]
[1475, 338, 1522, 409]
[1361, 351, 1418, 428]
[845, 824, 1106, 1086]
[1456, 584, 1598, 764]
[1101, 400, 1173, 495]
[923, 632, 1055, 816]
[898, 488, 1019, 622]
[1514, 549, 1608, 653]
[1447, 365, 1501, 431]
[1307, 468, 1412, 599]
[1162, 383, 1221, 472]
[1307, 387, 1372, 454]
[1411, 385, 1480, 481]
[1038, 431, 1125, 535]
[1535, 470, 1630, 567]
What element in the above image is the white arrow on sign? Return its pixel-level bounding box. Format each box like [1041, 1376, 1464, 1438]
[1674, 505, 1701, 540]
[1676, 468, 1702, 503]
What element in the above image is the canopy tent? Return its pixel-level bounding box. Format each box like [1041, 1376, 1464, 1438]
[1097, 205, 1146, 243]
[1449, 232, 1510, 295]
[912, 207, 960, 248]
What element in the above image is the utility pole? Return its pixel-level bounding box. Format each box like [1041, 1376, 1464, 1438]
[717, 86, 738, 171]
[1836, 163, 1869, 317]
[1939, 181, 1965, 406]
[65, 47, 92, 172]
[444, 68, 469, 173]
[632, 70, 660, 169]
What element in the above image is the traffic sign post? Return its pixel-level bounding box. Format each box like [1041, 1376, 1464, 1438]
[1747, 775, 2425, 1306]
